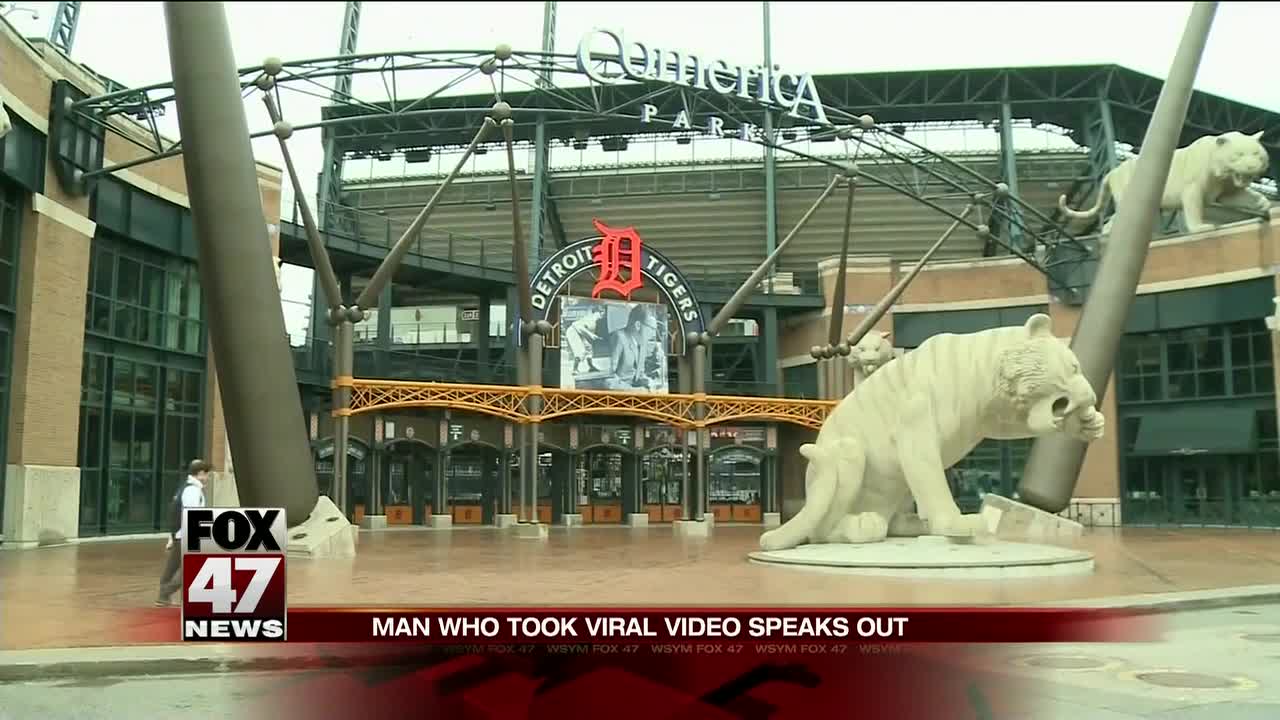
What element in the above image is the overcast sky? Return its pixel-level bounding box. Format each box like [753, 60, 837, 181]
[4, 1, 1276, 339]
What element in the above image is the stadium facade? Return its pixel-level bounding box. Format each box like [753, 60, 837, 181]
[1, 18, 1279, 546]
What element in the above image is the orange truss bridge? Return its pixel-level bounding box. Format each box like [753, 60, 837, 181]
[334, 378, 836, 430]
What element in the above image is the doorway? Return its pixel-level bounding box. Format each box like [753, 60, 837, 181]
[1166, 454, 1232, 526]
[383, 439, 435, 525]
[507, 449, 558, 523]
[642, 446, 688, 522]
[446, 443, 500, 525]
[315, 438, 370, 522]
[579, 447, 626, 523]
[709, 447, 764, 523]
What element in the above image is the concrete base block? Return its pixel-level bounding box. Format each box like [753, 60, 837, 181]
[495, 514, 518, 529]
[702, 513, 716, 528]
[626, 513, 649, 527]
[359, 514, 387, 530]
[206, 471, 240, 507]
[763, 512, 782, 528]
[673, 520, 710, 537]
[980, 494, 1083, 542]
[560, 514, 583, 528]
[427, 515, 453, 529]
[515, 523, 549, 540]
[2, 465, 80, 549]
[286, 496, 357, 559]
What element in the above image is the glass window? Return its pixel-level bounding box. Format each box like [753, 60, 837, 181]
[79, 234, 208, 536]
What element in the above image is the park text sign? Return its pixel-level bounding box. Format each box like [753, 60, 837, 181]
[576, 29, 830, 128]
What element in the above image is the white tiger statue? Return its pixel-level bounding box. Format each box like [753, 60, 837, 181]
[760, 314, 1104, 550]
[848, 330, 894, 384]
[1059, 130, 1272, 237]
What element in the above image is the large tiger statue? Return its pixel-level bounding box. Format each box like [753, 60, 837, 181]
[1059, 130, 1272, 237]
[848, 330, 894, 384]
[759, 314, 1104, 551]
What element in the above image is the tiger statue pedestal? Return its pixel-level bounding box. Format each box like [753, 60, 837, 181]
[748, 314, 1101, 579]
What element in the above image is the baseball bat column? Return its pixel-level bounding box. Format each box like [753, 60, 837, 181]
[708, 174, 842, 337]
[815, 174, 858, 399]
[262, 92, 354, 515]
[163, 2, 317, 522]
[845, 201, 980, 348]
[1020, 1, 1219, 513]
[499, 106, 547, 530]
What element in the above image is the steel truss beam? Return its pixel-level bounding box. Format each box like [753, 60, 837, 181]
[340, 378, 834, 430]
[71, 51, 1267, 293]
[47, 1, 82, 55]
[317, 1, 363, 235]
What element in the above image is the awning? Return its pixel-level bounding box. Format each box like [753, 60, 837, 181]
[1130, 406, 1258, 456]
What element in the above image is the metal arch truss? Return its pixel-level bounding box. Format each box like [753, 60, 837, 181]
[62, 47, 1092, 290]
[338, 378, 835, 430]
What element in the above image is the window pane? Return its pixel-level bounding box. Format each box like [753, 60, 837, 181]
[112, 304, 136, 340]
[1167, 373, 1194, 399]
[116, 258, 140, 304]
[142, 266, 165, 311]
[1197, 337, 1224, 369]
[90, 297, 111, 333]
[183, 370, 201, 406]
[164, 416, 181, 469]
[1253, 332, 1272, 364]
[93, 247, 114, 295]
[1255, 367, 1274, 394]
[183, 320, 201, 354]
[1142, 375, 1162, 401]
[1197, 370, 1224, 397]
[132, 413, 156, 468]
[133, 363, 157, 409]
[112, 359, 133, 408]
[1232, 336, 1252, 367]
[1167, 342, 1192, 372]
[1233, 368, 1254, 395]
[80, 407, 102, 469]
[164, 369, 180, 411]
[1120, 377, 1142, 402]
[110, 412, 132, 468]
[1260, 410, 1278, 445]
[183, 417, 200, 467]
[165, 316, 180, 350]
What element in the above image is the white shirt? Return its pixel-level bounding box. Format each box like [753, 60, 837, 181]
[173, 476, 207, 540]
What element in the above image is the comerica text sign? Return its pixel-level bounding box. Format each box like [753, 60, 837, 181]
[575, 29, 830, 126]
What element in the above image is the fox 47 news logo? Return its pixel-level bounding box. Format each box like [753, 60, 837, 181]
[181, 507, 287, 642]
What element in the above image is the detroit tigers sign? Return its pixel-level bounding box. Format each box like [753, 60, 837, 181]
[522, 218, 707, 350]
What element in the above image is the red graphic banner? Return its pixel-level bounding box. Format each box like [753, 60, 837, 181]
[244, 642, 1055, 720]
[276, 607, 1156, 644]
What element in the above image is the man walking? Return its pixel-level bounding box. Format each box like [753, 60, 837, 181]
[155, 459, 210, 607]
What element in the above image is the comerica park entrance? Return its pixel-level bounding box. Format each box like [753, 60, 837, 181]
[307, 216, 789, 527]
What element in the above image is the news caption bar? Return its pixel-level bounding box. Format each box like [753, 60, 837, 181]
[177, 507, 1156, 645]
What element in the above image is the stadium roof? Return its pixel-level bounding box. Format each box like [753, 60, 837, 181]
[324, 63, 1280, 179]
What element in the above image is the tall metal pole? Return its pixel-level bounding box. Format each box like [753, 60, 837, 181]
[762, 1, 777, 260]
[163, 1, 317, 522]
[1020, 1, 1219, 513]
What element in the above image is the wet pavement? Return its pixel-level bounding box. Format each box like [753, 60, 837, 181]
[2, 525, 1278, 649]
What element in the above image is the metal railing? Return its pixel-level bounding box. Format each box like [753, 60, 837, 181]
[351, 321, 507, 345]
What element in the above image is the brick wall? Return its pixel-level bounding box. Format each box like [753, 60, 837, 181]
[7, 202, 93, 466]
